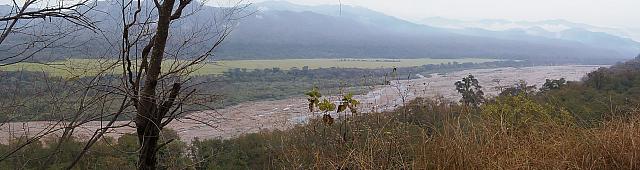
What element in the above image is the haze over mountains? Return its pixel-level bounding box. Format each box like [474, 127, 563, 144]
[2, 0, 639, 64]
[419, 17, 640, 55]
[214, 1, 639, 63]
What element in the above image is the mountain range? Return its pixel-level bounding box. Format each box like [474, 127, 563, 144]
[418, 17, 640, 56]
[213, 1, 638, 63]
[2, 1, 639, 64]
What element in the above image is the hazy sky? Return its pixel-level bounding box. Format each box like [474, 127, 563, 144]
[252, 0, 640, 30]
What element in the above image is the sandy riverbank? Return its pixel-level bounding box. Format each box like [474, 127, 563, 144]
[0, 65, 604, 143]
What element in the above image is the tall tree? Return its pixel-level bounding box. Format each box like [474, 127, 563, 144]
[455, 74, 484, 107]
[118, 1, 243, 169]
[59, 0, 247, 169]
[500, 80, 537, 96]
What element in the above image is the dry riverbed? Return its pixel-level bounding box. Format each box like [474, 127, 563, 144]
[0, 65, 603, 143]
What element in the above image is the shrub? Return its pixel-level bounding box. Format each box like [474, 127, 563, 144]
[482, 93, 575, 131]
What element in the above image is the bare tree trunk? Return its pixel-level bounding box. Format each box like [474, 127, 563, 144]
[135, 1, 177, 169]
[138, 127, 160, 169]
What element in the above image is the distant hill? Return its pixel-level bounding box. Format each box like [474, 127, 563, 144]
[418, 17, 640, 58]
[0, 0, 636, 64]
[213, 1, 634, 63]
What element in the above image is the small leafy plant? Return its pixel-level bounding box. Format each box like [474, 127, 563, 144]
[305, 87, 360, 126]
[338, 93, 360, 114]
[305, 87, 322, 112]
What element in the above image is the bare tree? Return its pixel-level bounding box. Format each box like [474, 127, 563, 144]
[0, 0, 246, 168]
[0, 0, 96, 66]
[0, 0, 110, 166]
[0, 59, 128, 167]
[60, 0, 247, 169]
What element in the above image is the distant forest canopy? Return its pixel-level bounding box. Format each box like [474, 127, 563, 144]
[0, 1, 636, 64]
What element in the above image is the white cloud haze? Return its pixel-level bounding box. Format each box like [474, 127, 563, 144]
[251, 0, 640, 30]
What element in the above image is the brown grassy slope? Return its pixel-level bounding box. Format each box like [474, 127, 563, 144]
[214, 97, 640, 169]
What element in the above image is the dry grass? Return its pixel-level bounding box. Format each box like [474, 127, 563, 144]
[413, 116, 640, 169]
[240, 98, 640, 169]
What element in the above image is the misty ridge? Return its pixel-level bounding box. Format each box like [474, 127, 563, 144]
[224, 1, 639, 63]
[1, 0, 638, 64]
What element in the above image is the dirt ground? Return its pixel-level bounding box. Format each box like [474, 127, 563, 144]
[0, 65, 603, 143]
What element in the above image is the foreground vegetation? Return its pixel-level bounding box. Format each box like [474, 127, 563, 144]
[187, 57, 640, 169]
[2, 58, 640, 169]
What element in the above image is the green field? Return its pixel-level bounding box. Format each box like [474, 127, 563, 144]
[1, 58, 499, 78]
